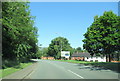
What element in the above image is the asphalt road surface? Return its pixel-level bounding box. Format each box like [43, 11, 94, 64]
[25, 60, 119, 79]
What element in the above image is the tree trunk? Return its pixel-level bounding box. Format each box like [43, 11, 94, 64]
[117, 53, 120, 61]
[108, 54, 111, 62]
[106, 54, 108, 62]
[106, 54, 111, 62]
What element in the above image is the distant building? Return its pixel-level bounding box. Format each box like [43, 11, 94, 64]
[71, 52, 106, 62]
[61, 51, 70, 59]
[47, 57, 55, 60]
[41, 56, 54, 60]
[41, 57, 47, 60]
[71, 52, 90, 61]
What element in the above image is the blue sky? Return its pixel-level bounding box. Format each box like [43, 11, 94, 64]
[29, 2, 118, 49]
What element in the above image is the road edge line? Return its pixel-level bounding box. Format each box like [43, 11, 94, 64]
[21, 62, 38, 80]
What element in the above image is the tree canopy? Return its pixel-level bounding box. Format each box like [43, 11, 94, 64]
[2, 2, 38, 67]
[36, 47, 48, 58]
[47, 37, 72, 59]
[75, 47, 83, 52]
[82, 11, 120, 61]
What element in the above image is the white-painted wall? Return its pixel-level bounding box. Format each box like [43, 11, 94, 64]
[61, 51, 70, 58]
[85, 57, 106, 62]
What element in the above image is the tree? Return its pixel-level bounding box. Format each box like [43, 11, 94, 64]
[71, 47, 83, 54]
[36, 47, 48, 58]
[2, 2, 38, 67]
[76, 47, 81, 51]
[47, 37, 72, 59]
[76, 47, 83, 52]
[82, 11, 120, 62]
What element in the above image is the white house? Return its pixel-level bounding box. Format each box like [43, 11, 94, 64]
[84, 56, 106, 62]
[71, 52, 106, 62]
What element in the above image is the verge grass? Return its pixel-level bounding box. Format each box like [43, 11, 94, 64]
[0, 62, 33, 78]
[55, 60, 94, 64]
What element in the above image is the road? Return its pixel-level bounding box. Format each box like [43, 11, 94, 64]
[25, 60, 119, 79]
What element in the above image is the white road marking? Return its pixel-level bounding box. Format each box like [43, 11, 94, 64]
[68, 70, 84, 79]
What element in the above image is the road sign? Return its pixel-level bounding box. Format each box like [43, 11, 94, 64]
[61, 51, 70, 58]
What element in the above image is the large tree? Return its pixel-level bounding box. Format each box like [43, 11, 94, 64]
[82, 11, 120, 62]
[47, 37, 72, 59]
[2, 2, 38, 67]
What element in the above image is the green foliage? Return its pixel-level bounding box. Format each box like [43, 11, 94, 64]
[83, 11, 120, 58]
[47, 37, 72, 59]
[70, 47, 87, 54]
[2, 2, 38, 67]
[0, 1, 1, 24]
[76, 47, 82, 51]
[74, 47, 83, 53]
[36, 47, 48, 58]
[1, 62, 33, 78]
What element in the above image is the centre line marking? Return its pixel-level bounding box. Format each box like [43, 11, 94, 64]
[68, 70, 84, 79]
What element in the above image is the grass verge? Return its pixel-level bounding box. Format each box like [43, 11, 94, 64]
[0, 62, 33, 78]
[55, 60, 94, 64]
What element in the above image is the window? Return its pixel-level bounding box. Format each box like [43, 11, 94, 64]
[65, 53, 69, 56]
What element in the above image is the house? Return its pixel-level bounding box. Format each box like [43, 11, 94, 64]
[41, 56, 54, 60]
[71, 52, 106, 62]
[71, 52, 90, 61]
[85, 56, 106, 62]
[47, 57, 55, 60]
[41, 57, 47, 60]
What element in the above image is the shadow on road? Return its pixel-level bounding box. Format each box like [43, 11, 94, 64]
[77, 63, 120, 73]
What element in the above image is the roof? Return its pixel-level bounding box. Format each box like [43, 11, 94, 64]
[71, 52, 91, 57]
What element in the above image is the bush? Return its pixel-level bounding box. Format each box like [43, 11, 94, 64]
[2, 59, 20, 69]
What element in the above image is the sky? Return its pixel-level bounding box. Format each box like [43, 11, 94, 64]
[29, 2, 118, 49]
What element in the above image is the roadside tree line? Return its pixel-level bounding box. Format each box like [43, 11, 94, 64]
[39, 11, 120, 62]
[2, 2, 38, 68]
[38, 37, 85, 59]
[82, 11, 120, 62]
